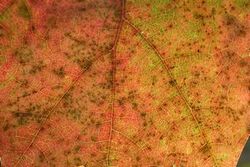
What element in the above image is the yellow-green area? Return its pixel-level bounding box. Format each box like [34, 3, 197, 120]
[234, 0, 250, 9]
[0, 73, 15, 89]
[154, 115, 169, 132]
[171, 56, 192, 79]
[159, 137, 168, 151]
[150, 0, 177, 22]
[216, 152, 229, 162]
[131, 0, 178, 43]
[180, 107, 189, 118]
[108, 151, 118, 162]
[184, 20, 204, 41]
[18, 0, 31, 20]
[0, 0, 31, 20]
[192, 126, 200, 135]
[128, 1, 224, 146]
[131, 0, 172, 6]
[122, 122, 137, 137]
[129, 41, 165, 101]
[0, 55, 6, 66]
[174, 55, 217, 114]
[0, 6, 11, 21]
[130, 0, 223, 58]
[207, 0, 223, 7]
[144, 48, 162, 70]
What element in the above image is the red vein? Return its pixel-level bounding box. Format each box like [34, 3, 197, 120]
[106, 0, 126, 166]
[123, 17, 219, 167]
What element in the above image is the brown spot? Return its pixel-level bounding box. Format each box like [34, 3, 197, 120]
[224, 14, 247, 37]
[53, 67, 66, 78]
[169, 79, 177, 86]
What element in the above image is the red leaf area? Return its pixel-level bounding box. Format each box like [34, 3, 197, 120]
[0, 0, 249, 166]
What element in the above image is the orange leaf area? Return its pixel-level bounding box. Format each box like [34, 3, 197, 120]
[0, 0, 249, 166]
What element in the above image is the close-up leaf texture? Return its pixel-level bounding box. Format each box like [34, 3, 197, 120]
[0, 0, 249, 166]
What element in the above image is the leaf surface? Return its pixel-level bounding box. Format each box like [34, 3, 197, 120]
[0, 0, 249, 166]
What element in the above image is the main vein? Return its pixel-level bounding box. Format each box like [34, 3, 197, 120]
[106, 0, 126, 166]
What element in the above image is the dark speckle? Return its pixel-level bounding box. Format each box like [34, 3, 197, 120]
[14, 46, 33, 65]
[224, 14, 246, 37]
[3, 122, 10, 131]
[53, 67, 66, 78]
[77, 58, 93, 70]
[239, 60, 248, 67]
[200, 143, 211, 154]
[169, 79, 177, 86]
[140, 112, 146, 117]
[29, 61, 46, 74]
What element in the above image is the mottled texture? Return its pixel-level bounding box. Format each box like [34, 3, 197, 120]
[0, 0, 249, 166]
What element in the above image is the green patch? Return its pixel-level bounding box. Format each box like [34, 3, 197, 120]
[151, 1, 174, 17]
[171, 59, 190, 79]
[0, 55, 6, 66]
[216, 152, 229, 162]
[185, 21, 203, 41]
[180, 108, 189, 118]
[159, 138, 168, 151]
[207, 0, 223, 7]
[207, 19, 219, 34]
[132, 0, 177, 40]
[145, 46, 162, 70]
[192, 126, 199, 135]
[130, 43, 161, 71]
[148, 59, 159, 70]
[0, 74, 15, 89]
[0, 6, 11, 21]
[234, 0, 250, 9]
[18, 0, 31, 20]
[155, 118, 169, 132]
[132, 0, 172, 5]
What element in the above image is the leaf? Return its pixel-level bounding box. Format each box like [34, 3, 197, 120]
[0, 0, 249, 166]
[18, 0, 31, 20]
